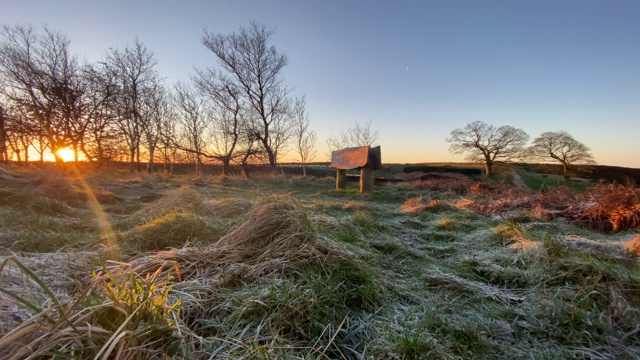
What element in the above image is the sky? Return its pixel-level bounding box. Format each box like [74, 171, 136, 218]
[1, 0, 639, 167]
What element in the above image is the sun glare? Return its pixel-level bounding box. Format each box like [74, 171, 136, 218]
[56, 147, 76, 162]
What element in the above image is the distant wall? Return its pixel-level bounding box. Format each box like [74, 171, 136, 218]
[520, 163, 640, 186]
[403, 165, 483, 177]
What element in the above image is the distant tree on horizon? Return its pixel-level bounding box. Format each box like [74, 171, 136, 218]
[446, 121, 529, 176]
[104, 39, 163, 172]
[326, 120, 379, 159]
[292, 96, 316, 176]
[527, 131, 595, 183]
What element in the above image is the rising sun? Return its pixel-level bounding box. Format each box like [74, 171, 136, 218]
[56, 147, 76, 162]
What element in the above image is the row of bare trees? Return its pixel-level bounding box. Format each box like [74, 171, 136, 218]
[447, 121, 595, 180]
[0, 22, 317, 175]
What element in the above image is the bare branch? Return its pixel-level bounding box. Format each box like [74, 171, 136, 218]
[446, 121, 529, 175]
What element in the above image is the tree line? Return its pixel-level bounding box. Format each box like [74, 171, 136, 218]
[447, 121, 595, 181]
[0, 22, 317, 175]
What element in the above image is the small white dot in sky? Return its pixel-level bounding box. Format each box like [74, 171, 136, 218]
[406, 67, 409, 71]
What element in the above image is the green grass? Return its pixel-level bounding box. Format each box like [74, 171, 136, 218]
[1, 165, 639, 359]
[519, 170, 594, 191]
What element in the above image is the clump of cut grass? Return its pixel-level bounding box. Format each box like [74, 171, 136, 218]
[204, 198, 253, 218]
[211, 174, 251, 188]
[129, 185, 208, 224]
[0, 169, 81, 216]
[30, 169, 86, 207]
[125, 195, 345, 283]
[118, 195, 378, 357]
[91, 188, 123, 204]
[124, 211, 228, 252]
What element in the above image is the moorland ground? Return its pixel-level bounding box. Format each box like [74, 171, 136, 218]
[0, 163, 639, 359]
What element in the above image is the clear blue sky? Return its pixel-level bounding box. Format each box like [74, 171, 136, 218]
[2, 0, 639, 167]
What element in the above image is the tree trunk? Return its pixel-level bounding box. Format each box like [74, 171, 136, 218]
[562, 163, 570, 185]
[241, 162, 250, 178]
[38, 135, 45, 162]
[222, 159, 230, 176]
[129, 149, 136, 172]
[22, 144, 29, 162]
[147, 145, 155, 174]
[195, 154, 203, 175]
[484, 162, 492, 176]
[73, 143, 79, 162]
[96, 143, 104, 169]
[136, 146, 141, 172]
[0, 107, 6, 163]
[302, 164, 307, 176]
[265, 145, 277, 171]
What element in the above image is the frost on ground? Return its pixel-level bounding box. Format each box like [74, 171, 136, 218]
[0, 165, 639, 359]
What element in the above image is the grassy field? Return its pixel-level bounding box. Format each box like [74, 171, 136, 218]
[0, 164, 639, 359]
[517, 171, 595, 192]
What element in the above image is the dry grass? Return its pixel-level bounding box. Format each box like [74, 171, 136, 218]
[400, 196, 425, 213]
[124, 211, 227, 252]
[569, 183, 640, 232]
[624, 235, 640, 256]
[30, 169, 86, 207]
[2, 166, 639, 359]
[203, 198, 253, 218]
[0, 194, 364, 359]
[129, 185, 208, 224]
[127, 195, 345, 283]
[457, 181, 640, 233]
[411, 176, 476, 195]
[400, 195, 459, 214]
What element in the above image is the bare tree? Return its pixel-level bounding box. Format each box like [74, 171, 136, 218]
[0, 105, 37, 162]
[292, 96, 316, 176]
[527, 131, 595, 182]
[201, 22, 292, 170]
[0, 25, 88, 163]
[105, 39, 159, 172]
[447, 121, 529, 176]
[193, 69, 246, 175]
[141, 82, 169, 173]
[172, 81, 208, 174]
[78, 63, 119, 168]
[326, 120, 379, 156]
